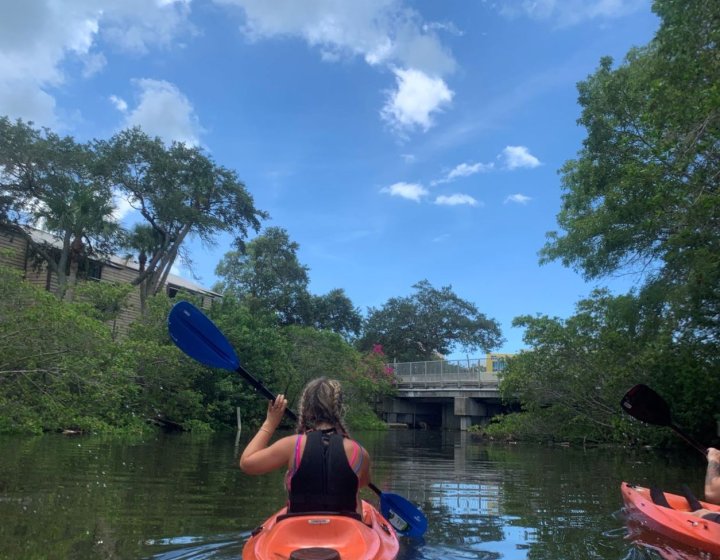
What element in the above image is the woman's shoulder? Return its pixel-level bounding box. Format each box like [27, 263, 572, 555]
[276, 434, 302, 449]
[342, 436, 368, 453]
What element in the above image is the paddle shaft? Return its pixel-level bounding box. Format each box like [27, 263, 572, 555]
[368, 483, 383, 498]
[669, 421, 707, 456]
[235, 363, 298, 422]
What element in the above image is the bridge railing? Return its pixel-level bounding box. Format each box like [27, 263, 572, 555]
[388, 357, 502, 388]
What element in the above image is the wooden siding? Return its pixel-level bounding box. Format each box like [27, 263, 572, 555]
[100, 263, 143, 335]
[0, 228, 49, 289]
[0, 227, 218, 335]
[0, 229, 28, 270]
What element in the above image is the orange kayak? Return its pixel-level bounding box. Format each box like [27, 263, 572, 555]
[242, 500, 400, 560]
[621, 482, 720, 557]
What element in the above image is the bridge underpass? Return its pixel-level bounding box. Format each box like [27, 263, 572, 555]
[378, 356, 510, 431]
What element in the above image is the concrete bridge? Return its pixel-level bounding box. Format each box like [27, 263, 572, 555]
[378, 356, 510, 431]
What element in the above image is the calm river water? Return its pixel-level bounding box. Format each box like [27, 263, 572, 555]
[0, 430, 710, 560]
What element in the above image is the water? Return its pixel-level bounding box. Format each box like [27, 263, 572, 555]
[0, 430, 711, 560]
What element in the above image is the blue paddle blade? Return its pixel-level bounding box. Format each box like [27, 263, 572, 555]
[167, 301, 240, 371]
[379, 492, 428, 537]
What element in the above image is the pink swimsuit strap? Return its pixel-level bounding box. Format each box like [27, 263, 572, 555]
[293, 434, 303, 471]
[284, 434, 304, 491]
[349, 440, 364, 474]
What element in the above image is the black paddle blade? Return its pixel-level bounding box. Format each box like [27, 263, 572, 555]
[620, 383, 708, 456]
[168, 301, 240, 371]
[620, 384, 672, 427]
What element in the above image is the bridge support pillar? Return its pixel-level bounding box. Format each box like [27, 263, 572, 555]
[454, 397, 487, 431]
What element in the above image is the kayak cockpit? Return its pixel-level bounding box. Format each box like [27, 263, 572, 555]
[243, 500, 399, 560]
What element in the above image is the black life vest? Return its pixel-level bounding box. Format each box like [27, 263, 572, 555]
[287, 430, 359, 514]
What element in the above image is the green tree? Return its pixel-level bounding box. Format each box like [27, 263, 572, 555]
[124, 223, 164, 277]
[99, 128, 267, 312]
[214, 227, 310, 324]
[540, 0, 720, 343]
[215, 228, 362, 337]
[308, 288, 362, 339]
[73, 280, 134, 340]
[500, 290, 662, 442]
[0, 117, 122, 300]
[0, 266, 139, 434]
[278, 325, 392, 430]
[358, 280, 503, 362]
[495, 288, 720, 443]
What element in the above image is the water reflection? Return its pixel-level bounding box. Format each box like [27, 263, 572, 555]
[146, 533, 247, 560]
[0, 430, 710, 559]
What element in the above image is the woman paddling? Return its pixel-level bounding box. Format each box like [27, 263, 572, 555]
[239, 377, 371, 517]
[680, 446, 720, 521]
[705, 447, 720, 505]
[693, 446, 720, 521]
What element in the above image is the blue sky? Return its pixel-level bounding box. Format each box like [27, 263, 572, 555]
[1, 0, 660, 356]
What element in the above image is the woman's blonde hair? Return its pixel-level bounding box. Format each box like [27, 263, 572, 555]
[296, 377, 349, 435]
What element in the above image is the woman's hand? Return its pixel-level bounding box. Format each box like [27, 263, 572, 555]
[265, 394, 287, 430]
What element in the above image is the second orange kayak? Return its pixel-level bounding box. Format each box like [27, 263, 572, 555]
[621, 481, 720, 557]
[242, 499, 400, 560]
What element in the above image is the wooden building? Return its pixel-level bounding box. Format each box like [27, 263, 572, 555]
[0, 225, 220, 334]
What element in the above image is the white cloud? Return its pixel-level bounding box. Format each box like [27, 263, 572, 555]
[81, 52, 107, 78]
[100, 0, 195, 54]
[0, 0, 194, 126]
[422, 21, 463, 36]
[112, 192, 137, 222]
[215, 0, 457, 134]
[381, 68, 454, 132]
[0, 81, 58, 126]
[433, 161, 493, 185]
[505, 193, 532, 205]
[121, 79, 203, 146]
[218, 0, 455, 73]
[401, 153, 416, 163]
[501, 145, 541, 169]
[448, 162, 493, 179]
[498, 0, 645, 26]
[109, 95, 128, 113]
[434, 194, 479, 206]
[381, 181, 428, 202]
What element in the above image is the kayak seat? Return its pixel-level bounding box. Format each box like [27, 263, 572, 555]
[650, 487, 672, 509]
[651, 486, 720, 524]
[679, 485, 720, 523]
[275, 510, 363, 523]
[289, 547, 340, 560]
[680, 484, 703, 511]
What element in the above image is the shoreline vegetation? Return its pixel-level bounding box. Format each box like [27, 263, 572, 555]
[0, 265, 392, 436]
[2, 247, 716, 452]
[2, 258, 713, 447]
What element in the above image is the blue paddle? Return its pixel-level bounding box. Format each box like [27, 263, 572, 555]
[167, 300, 428, 537]
[369, 482, 428, 537]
